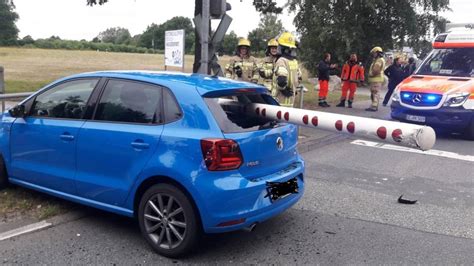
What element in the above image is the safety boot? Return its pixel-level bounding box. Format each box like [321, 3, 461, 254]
[347, 100, 353, 108]
[336, 100, 345, 107]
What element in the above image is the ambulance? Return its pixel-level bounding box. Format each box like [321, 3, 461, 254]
[390, 23, 474, 140]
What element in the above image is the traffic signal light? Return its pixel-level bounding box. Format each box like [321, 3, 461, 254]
[210, 0, 232, 19]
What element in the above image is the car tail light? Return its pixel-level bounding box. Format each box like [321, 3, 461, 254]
[200, 139, 243, 171]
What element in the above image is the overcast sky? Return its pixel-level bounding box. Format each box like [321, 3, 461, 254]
[13, 0, 473, 41]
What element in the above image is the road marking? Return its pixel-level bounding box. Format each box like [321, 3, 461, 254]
[351, 139, 474, 162]
[0, 221, 52, 241]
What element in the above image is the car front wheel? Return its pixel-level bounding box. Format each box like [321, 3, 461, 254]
[138, 183, 200, 258]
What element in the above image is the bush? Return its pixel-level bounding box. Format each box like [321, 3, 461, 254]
[15, 39, 155, 55]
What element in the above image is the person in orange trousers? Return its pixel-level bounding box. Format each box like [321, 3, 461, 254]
[317, 53, 337, 107]
[336, 53, 365, 108]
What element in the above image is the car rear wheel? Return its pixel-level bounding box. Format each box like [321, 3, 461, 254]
[0, 156, 8, 190]
[138, 183, 200, 258]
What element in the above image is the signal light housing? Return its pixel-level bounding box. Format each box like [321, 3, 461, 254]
[201, 139, 243, 171]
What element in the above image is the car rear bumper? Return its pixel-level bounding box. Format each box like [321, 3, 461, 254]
[390, 101, 473, 131]
[198, 158, 305, 234]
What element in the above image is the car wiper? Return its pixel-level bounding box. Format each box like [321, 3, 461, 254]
[259, 120, 278, 129]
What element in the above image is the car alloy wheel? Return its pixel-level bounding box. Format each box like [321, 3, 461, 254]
[144, 193, 187, 249]
[138, 184, 200, 258]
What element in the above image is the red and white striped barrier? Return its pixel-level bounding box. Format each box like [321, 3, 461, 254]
[248, 103, 436, 151]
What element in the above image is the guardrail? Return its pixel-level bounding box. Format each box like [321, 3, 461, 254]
[0, 92, 33, 112]
[0, 66, 34, 112]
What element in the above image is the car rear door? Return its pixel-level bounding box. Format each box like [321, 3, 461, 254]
[75, 79, 164, 207]
[9, 78, 100, 194]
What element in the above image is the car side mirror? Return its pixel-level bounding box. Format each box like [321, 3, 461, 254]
[9, 104, 26, 118]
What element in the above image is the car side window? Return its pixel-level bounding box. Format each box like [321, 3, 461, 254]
[163, 88, 182, 123]
[30, 79, 98, 119]
[94, 79, 162, 124]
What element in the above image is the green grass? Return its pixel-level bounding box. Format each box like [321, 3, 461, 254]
[301, 81, 369, 109]
[0, 186, 71, 221]
[5, 80, 51, 93]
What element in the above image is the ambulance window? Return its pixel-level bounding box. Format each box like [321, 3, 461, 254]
[418, 48, 474, 77]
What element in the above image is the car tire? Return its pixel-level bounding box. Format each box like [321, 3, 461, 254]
[0, 156, 8, 190]
[138, 183, 200, 258]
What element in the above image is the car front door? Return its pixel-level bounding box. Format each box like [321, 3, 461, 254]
[75, 79, 164, 207]
[9, 78, 99, 194]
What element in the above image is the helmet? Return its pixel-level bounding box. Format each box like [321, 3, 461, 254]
[267, 38, 278, 47]
[238, 38, 251, 47]
[370, 46, 383, 54]
[277, 32, 297, 49]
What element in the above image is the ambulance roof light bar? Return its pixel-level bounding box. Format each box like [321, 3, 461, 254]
[446, 23, 474, 32]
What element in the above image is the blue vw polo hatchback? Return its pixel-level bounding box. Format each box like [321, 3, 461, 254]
[0, 71, 304, 257]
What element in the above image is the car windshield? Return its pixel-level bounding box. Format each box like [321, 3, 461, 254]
[416, 48, 474, 77]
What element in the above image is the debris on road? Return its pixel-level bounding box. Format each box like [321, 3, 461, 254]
[398, 195, 418, 204]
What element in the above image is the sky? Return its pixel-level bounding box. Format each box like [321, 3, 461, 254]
[13, 0, 473, 41]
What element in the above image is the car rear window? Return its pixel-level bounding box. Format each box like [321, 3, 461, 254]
[204, 92, 279, 133]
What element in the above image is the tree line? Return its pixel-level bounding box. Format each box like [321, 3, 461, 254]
[2, 0, 449, 74]
[0, 0, 283, 57]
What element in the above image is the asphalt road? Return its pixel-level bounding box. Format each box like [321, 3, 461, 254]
[1, 102, 473, 264]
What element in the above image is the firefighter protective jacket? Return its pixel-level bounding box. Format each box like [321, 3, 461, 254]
[225, 55, 259, 83]
[259, 55, 277, 92]
[273, 56, 302, 107]
[368, 57, 386, 83]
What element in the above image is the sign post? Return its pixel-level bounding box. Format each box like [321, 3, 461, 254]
[164, 29, 186, 72]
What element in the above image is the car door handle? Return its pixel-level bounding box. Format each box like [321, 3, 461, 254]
[131, 141, 150, 150]
[60, 134, 75, 141]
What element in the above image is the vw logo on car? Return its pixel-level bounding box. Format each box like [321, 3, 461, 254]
[276, 136, 284, 151]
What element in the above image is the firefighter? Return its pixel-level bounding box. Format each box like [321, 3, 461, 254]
[258, 38, 279, 94]
[336, 53, 365, 108]
[273, 32, 302, 107]
[225, 38, 259, 83]
[366, 46, 386, 112]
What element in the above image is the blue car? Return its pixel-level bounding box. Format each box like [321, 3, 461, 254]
[0, 71, 305, 257]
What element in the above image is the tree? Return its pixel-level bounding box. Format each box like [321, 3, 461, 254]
[218, 30, 239, 55]
[138, 17, 195, 53]
[0, 0, 19, 45]
[97, 27, 132, 45]
[248, 14, 285, 55]
[288, 0, 449, 74]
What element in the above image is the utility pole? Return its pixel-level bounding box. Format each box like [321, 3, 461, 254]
[199, 0, 210, 74]
[193, 0, 232, 75]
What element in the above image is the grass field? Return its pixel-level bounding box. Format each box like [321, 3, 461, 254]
[0, 47, 360, 107]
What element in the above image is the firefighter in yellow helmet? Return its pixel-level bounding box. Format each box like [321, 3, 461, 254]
[225, 38, 259, 83]
[366, 46, 386, 111]
[258, 38, 279, 93]
[273, 32, 303, 107]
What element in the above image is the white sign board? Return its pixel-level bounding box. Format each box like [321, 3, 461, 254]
[165, 29, 185, 68]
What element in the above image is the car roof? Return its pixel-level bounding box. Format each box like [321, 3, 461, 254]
[65, 70, 268, 95]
